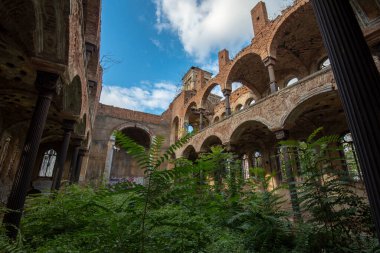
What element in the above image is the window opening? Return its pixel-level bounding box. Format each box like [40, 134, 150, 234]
[39, 149, 57, 177]
[319, 57, 331, 70]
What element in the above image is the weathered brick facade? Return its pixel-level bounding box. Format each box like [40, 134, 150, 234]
[89, 0, 380, 187]
[1, 0, 380, 204]
[0, 0, 102, 201]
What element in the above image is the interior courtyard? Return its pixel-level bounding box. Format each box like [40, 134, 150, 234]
[1, 0, 380, 251]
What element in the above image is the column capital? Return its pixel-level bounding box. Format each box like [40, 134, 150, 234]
[71, 137, 83, 147]
[79, 148, 89, 156]
[222, 89, 232, 96]
[223, 141, 237, 152]
[62, 119, 76, 132]
[263, 56, 277, 67]
[275, 130, 289, 141]
[35, 71, 60, 96]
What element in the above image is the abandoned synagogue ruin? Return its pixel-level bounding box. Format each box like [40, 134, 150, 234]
[1, 0, 380, 238]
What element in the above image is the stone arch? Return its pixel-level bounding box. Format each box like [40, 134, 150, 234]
[267, 1, 326, 84]
[281, 89, 347, 139]
[63, 75, 83, 117]
[267, 0, 311, 58]
[117, 127, 151, 148]
[200, 82, 223, 108]
[182, 145, 197, 162]
[110, 126, 152, 182]
[226, 52, 269, 97]
[113, 122, 154, 142]
[199, 135, 223, 153]
[229, 120, 276, 154]
[184, 101, 198, 132]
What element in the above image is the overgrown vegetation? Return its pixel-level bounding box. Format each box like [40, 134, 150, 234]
[0, 129, 378, 252]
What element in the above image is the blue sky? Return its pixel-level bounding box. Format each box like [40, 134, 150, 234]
[100, 0, 290, 115]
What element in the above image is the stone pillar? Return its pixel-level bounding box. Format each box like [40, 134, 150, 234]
[311, 0, 380, 240]
[276, 130, 302, 222]
[74, 149, 87, 183]
[199, 108, 205, 130]
[247, 151, 253, 169]
[222, 89, 232, 116]
[69, 139, 82, 183]
[263, 56, 278, 93]
[52, 120, 76, 190]
[3, 71, 59, 238]
[104, 135, 116, 183]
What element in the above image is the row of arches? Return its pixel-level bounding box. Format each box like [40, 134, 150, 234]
[181, 128, 360, 187]
[171, 2, 334, 139]
[173, 54, 332, 140]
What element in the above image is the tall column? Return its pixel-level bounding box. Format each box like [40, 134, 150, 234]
[69, 139, 82, 183]
[52, 120, 76, 190]
[276, 130, 302, 222]
[198, 108, 205, 130]
[74, 148, 87, 183]
[104, 135, 116, 183]
[247, 151, 253, 169]
[311, 0, 380, 240]
[263, 56, 278, 93]
[3, 71, 59, 238]
[222, 89, 232, 116]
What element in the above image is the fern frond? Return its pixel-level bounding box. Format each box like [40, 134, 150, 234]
[114, 131, 151, 170]
[154, 133, 193, 169]
[307, 127, 323, 143]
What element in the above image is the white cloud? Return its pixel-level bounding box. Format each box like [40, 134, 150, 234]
[100, 82, 179, 114]
[201, 59, 219, 76]
[153, 0, 291, 63]
[151, 38, 164, 50]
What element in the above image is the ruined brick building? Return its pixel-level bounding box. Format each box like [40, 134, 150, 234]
[1, 0, 380, 222]
[0, 0, 102, 204]
[87, 0, 380, 188]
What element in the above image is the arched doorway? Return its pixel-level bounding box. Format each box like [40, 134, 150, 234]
[111, 127, 151, 184]
[182, 145, 198, 162]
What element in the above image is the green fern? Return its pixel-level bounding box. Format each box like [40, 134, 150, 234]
[114, 131, 193, 253]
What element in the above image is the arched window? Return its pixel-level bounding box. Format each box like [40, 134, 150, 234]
[341, 133, 362, 181]
[214, 116, 220, 123]
[245, 98, 256, 107]
[39, 149, 57, 177]
[187, 125, 194, 133]
[235, 104, 243, 112]
[319, 57, 331, 70]
[253, 151, 263, 167]
[221, 112, 226, 119]
[286, 77, 299, 87]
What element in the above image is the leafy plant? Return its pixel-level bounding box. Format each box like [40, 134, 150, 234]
[280, 128, 377, 252]
[1, 129, 377, 253]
